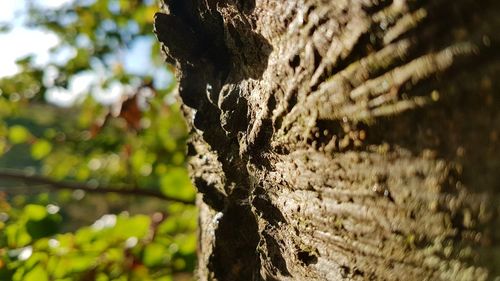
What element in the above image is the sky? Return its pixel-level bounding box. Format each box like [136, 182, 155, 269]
[0, 0, 172, 106]
[0, 1, 61, 77]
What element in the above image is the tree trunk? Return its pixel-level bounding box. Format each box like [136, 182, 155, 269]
[154, 0, 500, 280]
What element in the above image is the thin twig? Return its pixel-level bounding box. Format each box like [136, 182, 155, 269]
[0, 169, 195, 205]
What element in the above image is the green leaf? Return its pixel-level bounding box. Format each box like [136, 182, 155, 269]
[8, 125, 30, 144]
[67, 255, 96, 272]
[31, 140, 52, 160]
[74, 227, 95, 245]
[5, 224, 31, 248]
[24, 205, 47, 221]
[106, 248, 124, 263]
[178, 233, 196, 255]
[143, 243, 169, 267]
[157, 218, 177, 235]
[143, 243, 166, 267]
[160, 168, 195, 201]
[113, 215, 150, 239]
[23, 266, 48, 281]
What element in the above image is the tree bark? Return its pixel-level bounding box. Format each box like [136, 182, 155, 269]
[155, 0, 500, 280]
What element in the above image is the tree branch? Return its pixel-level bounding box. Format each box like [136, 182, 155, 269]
[0, 169, 195, 205]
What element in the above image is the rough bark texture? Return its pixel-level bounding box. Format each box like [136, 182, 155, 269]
[154, 0, 500, 280]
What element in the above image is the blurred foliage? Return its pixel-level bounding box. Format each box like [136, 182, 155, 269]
[0, 0, 198, 280]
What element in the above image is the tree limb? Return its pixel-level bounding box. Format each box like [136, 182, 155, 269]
[0, 169, 195, 205]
